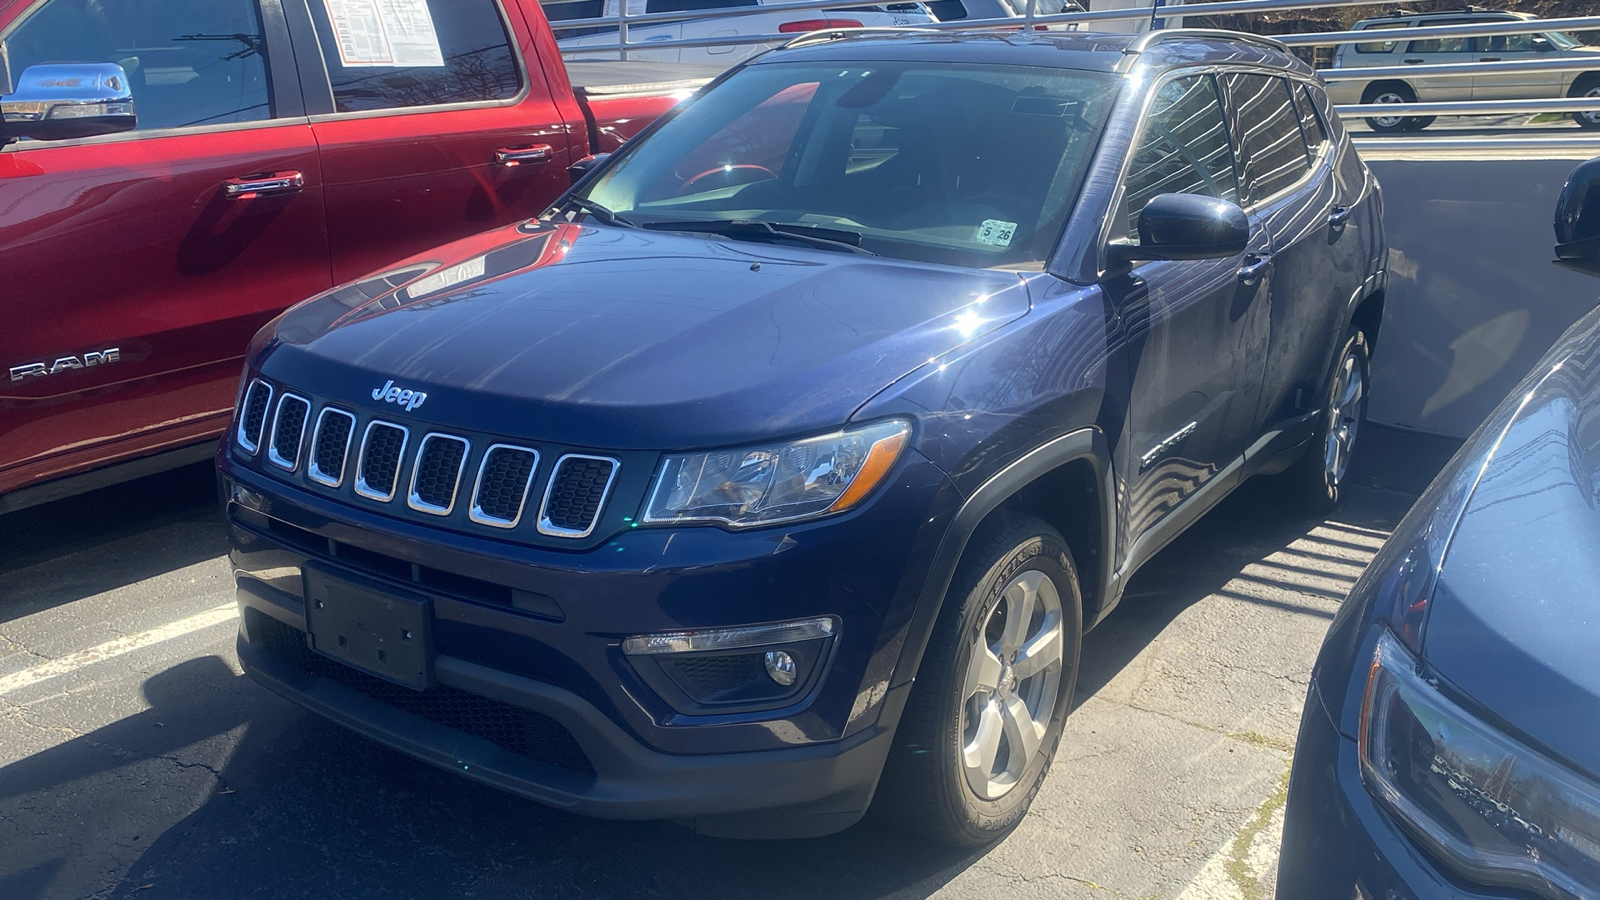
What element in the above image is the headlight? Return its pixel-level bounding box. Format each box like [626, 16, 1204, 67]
[1361, 629, 1600, 898]
[642, 419, 910, 528]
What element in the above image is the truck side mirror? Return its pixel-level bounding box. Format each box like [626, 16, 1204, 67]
[0, 62, 137, 142]
[1555, 156, 1600, 278]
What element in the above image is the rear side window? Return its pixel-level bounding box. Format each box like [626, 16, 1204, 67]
[5, 0, 273, 131]
[1408, 22, 1475, 54]
[1123, 74, 1238, 238]
[1225, 73, 1310, 203]
[1292, 82, 1329, 160]
[307, 0, 521, 113]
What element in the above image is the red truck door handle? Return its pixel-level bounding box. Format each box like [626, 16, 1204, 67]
[495, 144, 554, 167]
[223, 171, 304, 199]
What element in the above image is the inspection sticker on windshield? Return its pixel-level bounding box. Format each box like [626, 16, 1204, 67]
[975, 219, 1018, 248]
[322, 0, 444, 67]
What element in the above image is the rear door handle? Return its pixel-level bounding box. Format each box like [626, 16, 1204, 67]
[1479, 56, 1502, 62]
[223, 171, 304, 198]
[1238, 254, 1273, 286]
[1403, 57, 1425, 64]
[1329, 205, 1352, 229]
[495, 144, 554, 167]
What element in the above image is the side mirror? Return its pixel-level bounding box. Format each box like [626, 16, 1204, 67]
[568, 152, 611, 186]
[1109, 194, 1251, 269]
[1531, 36, 1555, 53]
[1555, 156, 1600, 278]
[0, 62, 136, 142]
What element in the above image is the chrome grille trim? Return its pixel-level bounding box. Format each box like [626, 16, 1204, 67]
[266, 393, 310, 472]
[354, 420, 410, 503]
[537, 453, 621, 539]
[468, 444, 541, 529]
[307, 406, 357, 487]
[407, 432, 471, 516]
[237, 379, 273, 455]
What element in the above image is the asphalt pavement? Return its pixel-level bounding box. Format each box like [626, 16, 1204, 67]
[0, 431, 1446, 900]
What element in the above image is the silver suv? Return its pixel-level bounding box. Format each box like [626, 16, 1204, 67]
[1327, 8, 1600, 133]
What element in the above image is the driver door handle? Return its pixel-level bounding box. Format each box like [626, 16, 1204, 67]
[1238, 253, 1273, 286]
[223, 171, 303, 198]
[495, 144, 554, 167]
[1329, 205, 1352, 228]
[1479, 56, 1502, 62]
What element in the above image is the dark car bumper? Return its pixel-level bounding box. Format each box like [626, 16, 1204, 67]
[220, 450, 958, 837]
[1278, 683, 1505, 899]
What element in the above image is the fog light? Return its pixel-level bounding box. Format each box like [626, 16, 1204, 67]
[764, 650, 797, 686]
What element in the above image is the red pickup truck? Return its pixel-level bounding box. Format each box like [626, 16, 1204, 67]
[0, 0, 707, 511]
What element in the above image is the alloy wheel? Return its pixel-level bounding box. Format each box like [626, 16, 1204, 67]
[1582, 85, 1600, 127]
[1371, 91, 1406, 129]
[959, 569, 1063, 801]
[1323, 350, 1365, 488]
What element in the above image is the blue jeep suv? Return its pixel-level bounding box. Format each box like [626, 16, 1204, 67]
[218, 27, 1387, 845]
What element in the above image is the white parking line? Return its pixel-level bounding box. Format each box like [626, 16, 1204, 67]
[0, 604, 237, 697]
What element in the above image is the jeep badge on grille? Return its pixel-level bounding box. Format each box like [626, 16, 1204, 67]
[372, 379, 427, 412]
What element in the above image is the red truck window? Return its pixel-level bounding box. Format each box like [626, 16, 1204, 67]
[5, 0, 274, 130]
[304, 0, 523, 112]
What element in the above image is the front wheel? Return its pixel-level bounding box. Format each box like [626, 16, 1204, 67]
[875, 515, 1083, 847]
[1282, 328, 1370, 513]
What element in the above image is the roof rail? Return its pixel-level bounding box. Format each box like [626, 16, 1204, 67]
[780, 25, 940, 50]
[1125, 28, 1288, 56]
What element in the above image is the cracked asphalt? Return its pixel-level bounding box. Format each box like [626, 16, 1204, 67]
[0, 430, 1448, 900]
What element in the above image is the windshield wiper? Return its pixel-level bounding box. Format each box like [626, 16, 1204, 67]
[641, 219, 876, 256]
[552, 195, 636, 228]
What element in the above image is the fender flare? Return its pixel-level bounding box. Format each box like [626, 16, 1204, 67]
[888, 427, 1117, 691]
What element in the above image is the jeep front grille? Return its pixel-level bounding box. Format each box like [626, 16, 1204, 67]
[408, 433, 470, 516]
[355, 421, 409, 502]
[267, 394, 310, 471]
[241, 382, 624, 540]
[238, 379, 273, 454]
[538, 454, 620, 538]
[470, 445, 540, 528]
[309, 407, 357, 487]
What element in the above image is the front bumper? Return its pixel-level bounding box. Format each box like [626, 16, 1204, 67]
[221, 449, 959, 835]
[1278, 682, 1507, 899]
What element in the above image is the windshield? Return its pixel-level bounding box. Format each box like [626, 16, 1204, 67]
[1547, 30, 1581, 50]
[575, 60, 1120, 270]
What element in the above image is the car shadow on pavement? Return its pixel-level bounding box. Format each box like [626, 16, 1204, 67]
[0, 462, 225, 622]
[1, 655, 987, 900]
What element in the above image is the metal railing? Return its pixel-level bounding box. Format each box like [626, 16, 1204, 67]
[546, 0, 1600, 135]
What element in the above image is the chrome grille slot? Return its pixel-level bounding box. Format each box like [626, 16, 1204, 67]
[355, 421, 409, 502]
[408, 433, 470, 516]
[308, 407, 357, 487]
[267, 394, 310, 471]
[238, 379, 273, 455]
[470, 444, 540, 528]
[538, 454, 620, 538]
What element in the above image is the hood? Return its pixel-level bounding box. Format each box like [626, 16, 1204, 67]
[1421, 303, 1600, 776]
[260, 221, 1031, 449]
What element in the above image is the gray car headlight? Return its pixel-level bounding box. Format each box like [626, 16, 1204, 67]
[642, 420, 910, 528]
[1361, 629, 1600, 898]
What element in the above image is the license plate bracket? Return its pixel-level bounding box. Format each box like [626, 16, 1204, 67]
[303, 565, 434, 690]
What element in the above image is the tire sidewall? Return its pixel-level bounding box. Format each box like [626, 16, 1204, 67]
[1319, 329, 1371, 505]
[936, 529, 1083, 836]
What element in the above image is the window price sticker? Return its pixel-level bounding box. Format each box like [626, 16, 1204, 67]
[323, 0, 445, 67]
[975, 219, 1017, 248]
